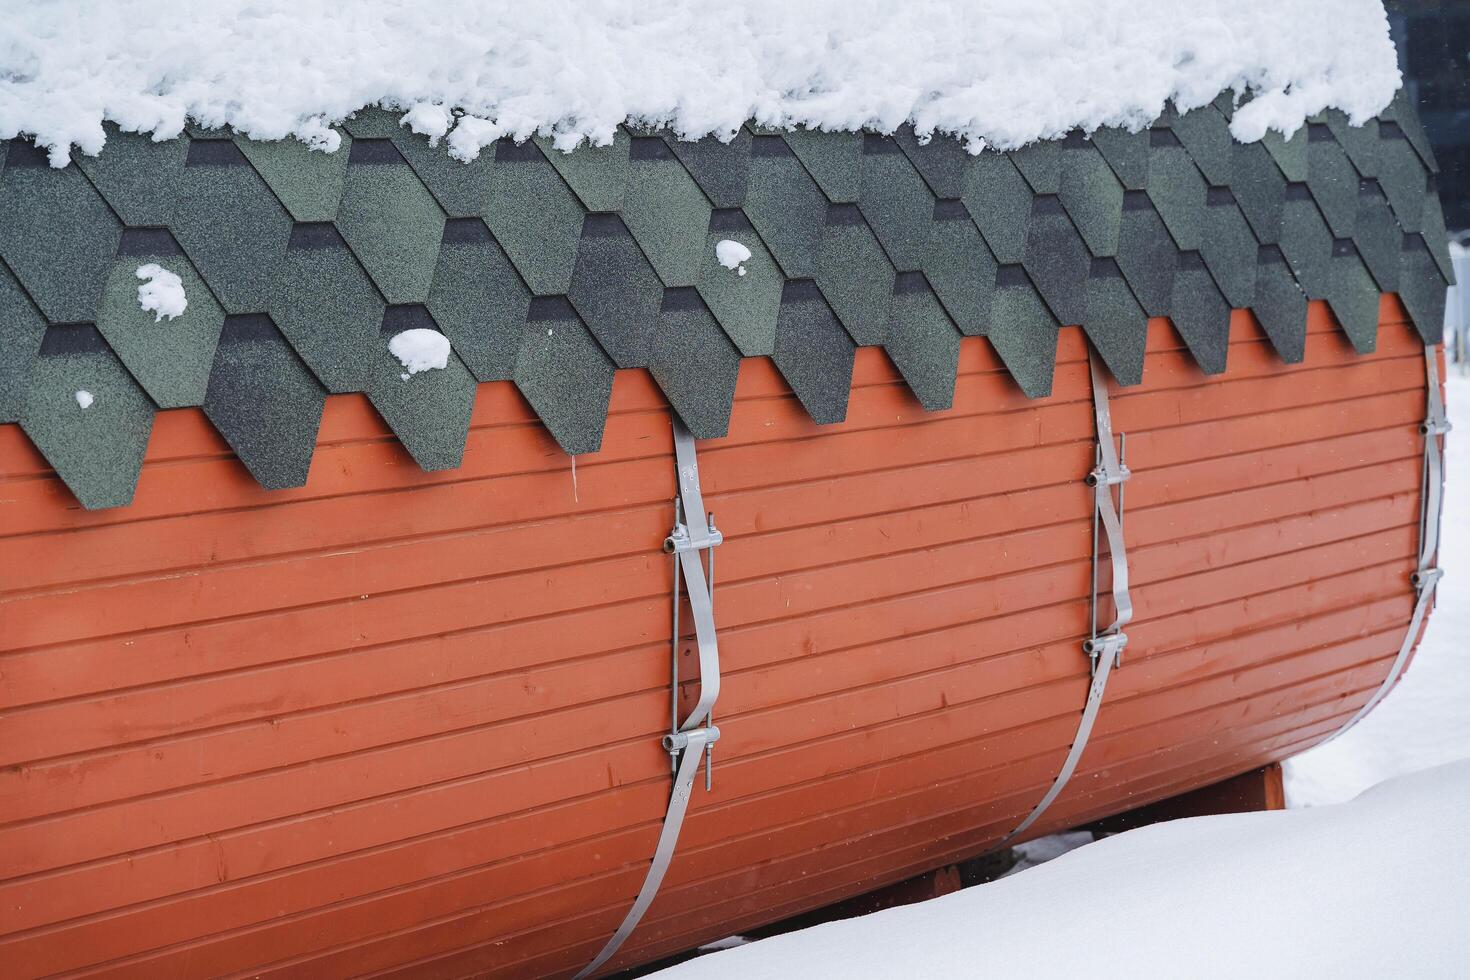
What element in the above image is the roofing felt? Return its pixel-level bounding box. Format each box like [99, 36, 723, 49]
[0, 94, 1451, 510]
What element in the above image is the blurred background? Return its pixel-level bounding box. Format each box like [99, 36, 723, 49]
[1389, 0, 1470, 363]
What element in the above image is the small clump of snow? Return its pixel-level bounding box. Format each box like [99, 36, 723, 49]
[134, 264, 187, 322]
[0, 2, 1402, 167]
[389, 328, 451, 378]
[715, 239, 752, 277]
[75, 390, 94, 409]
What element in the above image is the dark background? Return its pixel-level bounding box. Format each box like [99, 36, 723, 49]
[1389, 0, 1470, 232]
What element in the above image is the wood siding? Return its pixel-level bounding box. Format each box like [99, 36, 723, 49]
[0, 301, 1435, 978]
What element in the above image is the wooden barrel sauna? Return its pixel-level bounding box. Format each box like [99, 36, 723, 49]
[0, 91, 1452, 979]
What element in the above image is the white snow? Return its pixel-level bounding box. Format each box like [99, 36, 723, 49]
[74, 390, 93, 409]
[0, 2, 1401, 167]
[134, 264, 187, 323]
[1285, 372, 1470, 806]
[655, 760, 1470, 980]
[715, 240, 751, 277]
[388, 328, 451, 378]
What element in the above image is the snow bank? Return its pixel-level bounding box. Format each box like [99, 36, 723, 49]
[0, 1, 1400, 166]
[388, 328, 451, 379]
[1286, 374, 1470, 806]
[134, 264, 187, 323]
[656, 760, 1470, 980]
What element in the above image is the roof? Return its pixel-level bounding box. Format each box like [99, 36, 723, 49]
[0, 91, 1452, 510]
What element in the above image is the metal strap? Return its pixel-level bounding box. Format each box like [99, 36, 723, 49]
[576, 417, 722, 979]
[1324, 344, 1448, 743]
[1002, 350, 1133, 845]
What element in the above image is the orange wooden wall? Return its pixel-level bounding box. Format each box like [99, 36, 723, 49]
[0, 301, 1433, 978]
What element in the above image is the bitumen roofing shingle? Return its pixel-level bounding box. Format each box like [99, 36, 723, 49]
[0, 92, 1447, 509]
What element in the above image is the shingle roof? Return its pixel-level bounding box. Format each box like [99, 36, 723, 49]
[0, 94, 1450, 510]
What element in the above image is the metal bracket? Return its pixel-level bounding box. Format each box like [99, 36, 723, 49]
[1001, 349, 1134, 845]
[1325, 344, 1448, 743]
[575, 416, 724, 979]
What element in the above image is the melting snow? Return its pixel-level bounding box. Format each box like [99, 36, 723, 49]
[74, 390, 94, 409]
[134, 264, 187, 322]
[389, 328, 451, 378]
[0, 1, 1402, 166]
[715, 240, 752, 277]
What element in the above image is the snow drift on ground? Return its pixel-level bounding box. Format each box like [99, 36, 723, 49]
[1285, 372, 1470, 806]
[0, 1, 1401, 166]
[656, 760, 1470, 980]
[133, 264, 187, 323]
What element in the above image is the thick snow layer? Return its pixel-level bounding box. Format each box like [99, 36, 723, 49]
[134, 264, 187, 323]
[655, 760, 1470, 980]
[715, 240, 751, 276]
[0, 1, 1400, 166]
[388, 328, 451, 379]
[74, 390, 93, 409]
[1286, 373, 1470, 806]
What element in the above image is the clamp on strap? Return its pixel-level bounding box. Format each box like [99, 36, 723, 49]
[576, 417, 722, 979]
[1002, 350, 1133, 845]
[1325, 344, 1449, 743]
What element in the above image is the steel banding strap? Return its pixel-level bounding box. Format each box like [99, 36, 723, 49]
[1001, 350, 1133, 845]
[575, 417, 722, 980]
[1325, 345, 1448, 743]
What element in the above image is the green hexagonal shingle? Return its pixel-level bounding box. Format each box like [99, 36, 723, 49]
[425, 218, 531, 382]
[203, 314, 326, 490]
[621, 137, 712, 287]
[538, 129, 631, 212]
[858, 134, 936, 273]
[817, 204, 895, 347]
[648, 287, 742, 439]
[514, 297, 615, 455]
[1324, 241, 1381, 354]
[895, 124, 967, 199]
[1231, 140, 1287, 245]
[1323, 110, 1379, 179]
[1169, 251, 1232, 375]
[667, 128, 752, 209]
[335, 139, 446, 305]
[75, 124, 188, 226]
[367, 306, 478, 472]
[1059, 137, 1124, 257]
[1305, 125, 1360, 240]
[1375, 122, 1426, 235]
[697, 209, 782, 356]
[744, 136, 829, 279]
[171, 136, 294, 315]
[1022, 196, 1090, 326]
[1397, 235, 1447, 345]
[20, 324, 155, 510]
[238, 131, 351, 222]
[1090, 127, 1149, 191]
[271, 222, 386, 393]
[922, 200, 997, 336]
[483, 139, 586, 296]
[95, 230, 225, 409]
[1262, 127, 1309, 183]
[1115, 192, 1178, 318]
[0, 260, 46, 423]
[567, 213, 664, 369]
[1353, 179, 1401, 293]
[1010, 140, 1061, 195]
[1278, 185, 1334, 299]
[0, 141, 122, 323]
[1251, 246, 1308, 364]
[988, 266, 1060, 398]
[1081, 259, 1147, 387]
[1146, 129, 1208, 251]
[1199, 188, 1259, 310]
[784, 128, 863, 203]
[773, 280, 856, 425]
[1168, 105, 1232, 186]
[885, 273, 961, 411]
[962, 152, 1033, 265]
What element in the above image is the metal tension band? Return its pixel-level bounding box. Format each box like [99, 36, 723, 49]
[1002, 350, 1134, 845]
[1325, 344, 1449, 743]
[576, 417, 723, 979]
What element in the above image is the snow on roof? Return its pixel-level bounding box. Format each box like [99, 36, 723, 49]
[1, 0, 1401, 167]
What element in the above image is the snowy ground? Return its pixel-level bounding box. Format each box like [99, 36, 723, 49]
[654, 369, 1469, 978]
[1285, 371, 1470, 805]
[656, 760, 1470, 979]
